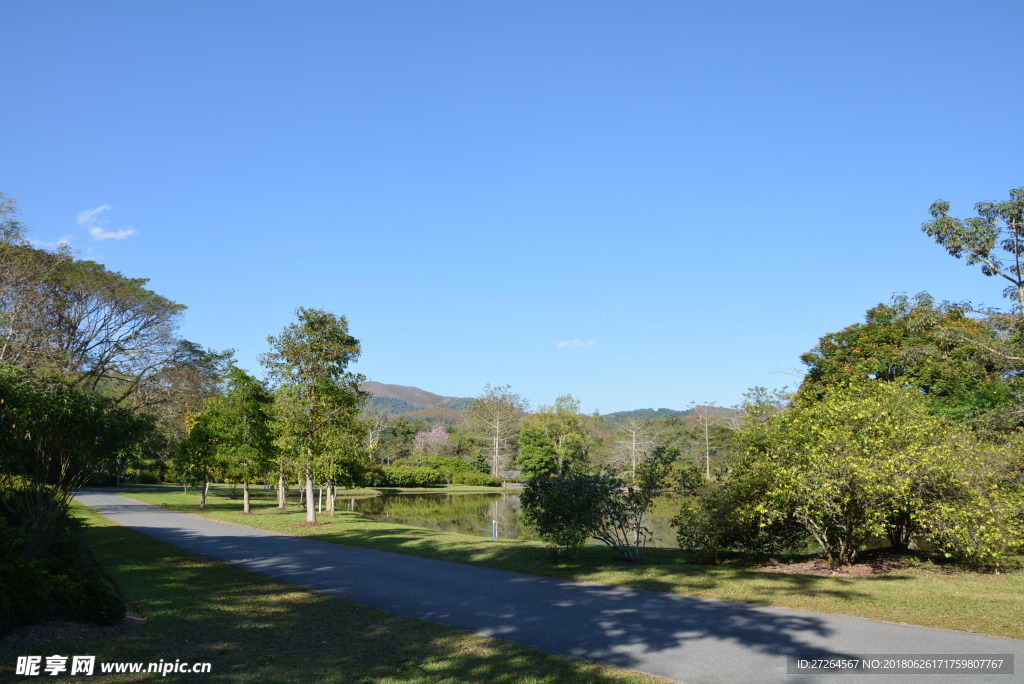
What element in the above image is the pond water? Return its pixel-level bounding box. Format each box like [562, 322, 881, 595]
[342, 491, 682, 548]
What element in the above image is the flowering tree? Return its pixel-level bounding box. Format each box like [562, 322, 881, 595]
[412, 425, 453, 458]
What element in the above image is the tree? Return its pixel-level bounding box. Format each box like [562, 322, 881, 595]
[218, 367, 276, 514]
[0, 364, 151, 532]
[603, 416, 658, 482]
[468, 384, 528, 478]
[748, 384, 977, 565]
[798, 293, 1013, 422]
[260, 308, 366, 523]
[174, 401, 226, 509]
[922, 187, 1024, 313]
[688, 403, 737, 479]
[518, 395, 595, 479]
[412, 425, 454, 458]
[0, 194, 188, 404]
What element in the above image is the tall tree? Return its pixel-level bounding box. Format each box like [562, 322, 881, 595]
[260, 308, 366, 523]
[0, 193, 187, 403]
[468, 384, 528, 478]
[922, 187, 1024, 314]
[218, 367, 276, 514]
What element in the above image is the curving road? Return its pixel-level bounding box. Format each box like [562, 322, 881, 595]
[76, 492, 1022, 684]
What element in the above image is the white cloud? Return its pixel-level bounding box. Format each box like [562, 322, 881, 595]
[88, 225, 136, 240]
[77, 204, 136, 241]
[556, 339, 596, 349]
[76, 205, 113, 226]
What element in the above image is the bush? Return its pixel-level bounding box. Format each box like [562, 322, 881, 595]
[0, 507, 126, 635]
[523, 449, 677, 562]
[137, 471, 160, 485]
[378, 465, 444, 488]
[451, 471, 502, 487]
[521, 473, 613, 555]
[674, 474, 807, 563]
[69, 577, 126, 626]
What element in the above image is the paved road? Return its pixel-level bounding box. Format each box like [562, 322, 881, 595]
[76, 492, 1022, 684]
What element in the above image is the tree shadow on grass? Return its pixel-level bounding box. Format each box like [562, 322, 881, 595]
[4, 521, 666, 684]
[67, 501, 877, 684]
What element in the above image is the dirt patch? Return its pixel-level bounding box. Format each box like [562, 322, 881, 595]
[756, 556, 934, 577]
[297, 521, 328, 527]
[1, 603, 145, 647]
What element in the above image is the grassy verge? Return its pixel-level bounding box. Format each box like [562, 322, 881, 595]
[1, 503, 666, 684]
[121, 489, 1024, 641]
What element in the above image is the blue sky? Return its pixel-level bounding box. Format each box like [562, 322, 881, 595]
[5, 0, 1022, 414]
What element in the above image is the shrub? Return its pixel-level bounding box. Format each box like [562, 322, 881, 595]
[379, 465, 444, 488]
[451, 471, 502, 487]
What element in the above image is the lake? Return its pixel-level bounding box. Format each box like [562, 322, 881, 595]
[342, 491, 682, 547]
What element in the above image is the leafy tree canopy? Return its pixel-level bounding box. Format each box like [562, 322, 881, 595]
[798, 293, 1012, 421]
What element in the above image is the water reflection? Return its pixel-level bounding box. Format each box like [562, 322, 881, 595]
[346, 492, 681, 547]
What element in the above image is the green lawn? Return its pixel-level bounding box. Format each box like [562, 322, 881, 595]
[0, 504, 666, 684]
[121, 488, 1024, 641]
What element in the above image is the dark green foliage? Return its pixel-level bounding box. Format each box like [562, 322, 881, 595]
[521, 473, 615, 555]
[0, 364, 152, 531]
[522, 448, 677, 562]
[673, 473, 807, 563]
[0, 508, 126, 635]
[798, 293, 1009, 417]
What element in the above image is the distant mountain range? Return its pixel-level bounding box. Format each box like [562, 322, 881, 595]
[360, 382, 739, 425]
[360, 381, 471, 417]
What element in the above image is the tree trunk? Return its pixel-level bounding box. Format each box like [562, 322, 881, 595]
[200, 479, 210, 509]
[326, 483, 335, 515]
[305, 466, 316, 523]
[277, 470, 287, 509]
[243, 478, 251, 514]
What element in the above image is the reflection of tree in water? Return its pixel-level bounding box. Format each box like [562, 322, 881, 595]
[346, 492, 681, 546]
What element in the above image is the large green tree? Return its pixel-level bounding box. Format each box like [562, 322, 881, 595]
[798, 293, 1012, 422]
[260, 308, 367, 523]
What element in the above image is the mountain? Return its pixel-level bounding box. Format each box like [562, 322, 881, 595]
[602, 408, 693, 423]
[361, 382, 471, 416]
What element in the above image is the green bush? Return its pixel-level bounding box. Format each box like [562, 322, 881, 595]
[69, 577, 126, 626]
[0, 507, 126, 635]
[137, 471, 160, 485]
[451, 471, 502, 487]
[379, 465, 444, 487]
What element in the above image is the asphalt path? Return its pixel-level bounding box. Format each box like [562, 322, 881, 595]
[75, 492, 1023, 684]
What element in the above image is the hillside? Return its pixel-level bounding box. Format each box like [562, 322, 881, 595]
[360, 382, 741, 426]
[361, 382, 471, 417]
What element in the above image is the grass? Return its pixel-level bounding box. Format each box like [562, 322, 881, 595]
[0, 503, 667, 684]
[121, 488, 1024, 641]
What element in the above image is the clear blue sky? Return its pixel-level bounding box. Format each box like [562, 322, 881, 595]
[5, 0, 1022, 414]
